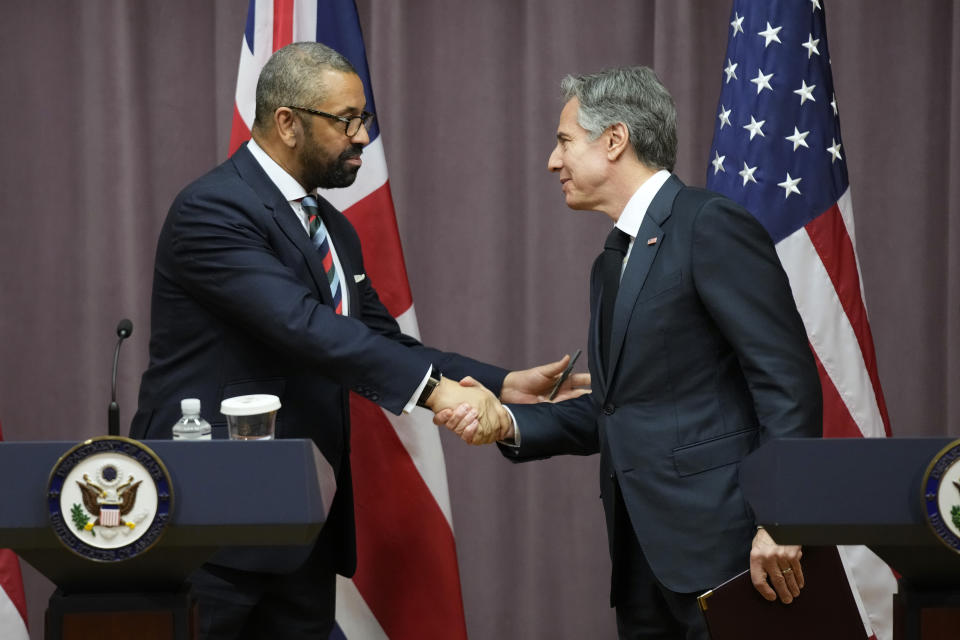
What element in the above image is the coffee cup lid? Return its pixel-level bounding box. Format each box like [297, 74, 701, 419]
[220, 394, 281, 416]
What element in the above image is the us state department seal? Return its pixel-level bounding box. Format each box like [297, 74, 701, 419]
[47, 436, 173, 562]
[922, 439, 960, 554]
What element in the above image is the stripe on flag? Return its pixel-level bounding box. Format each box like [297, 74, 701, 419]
[230, 1, 468, 637]
[332, 579, 388, 640]
[0, 423, 29, 640]
[706, 2, 896, 638]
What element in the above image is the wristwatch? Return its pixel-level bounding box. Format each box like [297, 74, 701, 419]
[416, 372, 442, 408]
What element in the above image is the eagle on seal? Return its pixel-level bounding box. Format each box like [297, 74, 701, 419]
[77, 474, 141, 530]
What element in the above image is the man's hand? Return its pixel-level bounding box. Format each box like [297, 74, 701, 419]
[434, 400, 515, 444]
[425, 377, 510, 445]
[750, 527, 804, 604]
[500, 354, 591, 404]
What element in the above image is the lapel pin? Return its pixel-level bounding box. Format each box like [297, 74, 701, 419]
[647, 237, 658, 246]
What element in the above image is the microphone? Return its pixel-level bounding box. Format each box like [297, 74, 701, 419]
[109, 319, 134, 436]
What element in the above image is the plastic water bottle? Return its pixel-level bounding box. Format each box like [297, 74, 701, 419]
[172, 398, 212, 440]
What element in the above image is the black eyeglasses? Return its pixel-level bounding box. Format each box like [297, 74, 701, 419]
[286, 106, 375, 137]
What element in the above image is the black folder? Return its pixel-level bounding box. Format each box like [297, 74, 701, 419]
[696, 546, 868, 640]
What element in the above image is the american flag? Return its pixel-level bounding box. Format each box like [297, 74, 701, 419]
[230, 1, 468, 638]
[707, 1, 895, 638]
[0, 423, 28, 640]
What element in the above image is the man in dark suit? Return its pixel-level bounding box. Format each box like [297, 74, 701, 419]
[131, 42, 584, 639]
[440, 66, 823, 639]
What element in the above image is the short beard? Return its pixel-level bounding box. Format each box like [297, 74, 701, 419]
[298, 119, 364, 190]
[318, 145, 363, 189]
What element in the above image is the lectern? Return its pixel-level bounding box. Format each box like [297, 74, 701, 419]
[740, 438, 960, 640]
[0, 439, 335, 640]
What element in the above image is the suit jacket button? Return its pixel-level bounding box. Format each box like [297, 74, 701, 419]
[603, 404, 615, 415]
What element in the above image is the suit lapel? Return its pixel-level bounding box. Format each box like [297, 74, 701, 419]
[606, 175, 683, 384]
[231, 144, 337, 308]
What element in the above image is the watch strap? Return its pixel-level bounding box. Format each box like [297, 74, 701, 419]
[416, 372, 442, 408]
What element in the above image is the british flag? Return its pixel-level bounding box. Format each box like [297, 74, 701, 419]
[707, 1, 896, 638]
[0, 423, 28, 640]
[230, 1, 468, 638]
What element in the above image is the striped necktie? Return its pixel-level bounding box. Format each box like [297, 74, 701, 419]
[301, 195, 344, 315]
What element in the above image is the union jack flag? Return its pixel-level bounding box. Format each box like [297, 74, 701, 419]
[230, 2, 468, 638]
[0, 423, 28, 640]
[707, 1, 895, 638]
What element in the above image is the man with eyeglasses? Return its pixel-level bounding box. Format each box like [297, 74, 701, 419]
[131, 41, 587, 639]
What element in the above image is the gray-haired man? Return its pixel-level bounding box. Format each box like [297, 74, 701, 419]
[442, 66, 822, 638]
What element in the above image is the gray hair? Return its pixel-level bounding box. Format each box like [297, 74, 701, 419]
[560, 66, 677, 172]
[253, 42, 357, 132]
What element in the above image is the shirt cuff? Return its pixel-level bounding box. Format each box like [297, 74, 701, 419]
[498, 406, 521, 447]
[403, 366, 434, 414]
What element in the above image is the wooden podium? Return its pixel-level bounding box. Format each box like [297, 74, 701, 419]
[0, 439, 334, 640]
[740, 437, 960, 640]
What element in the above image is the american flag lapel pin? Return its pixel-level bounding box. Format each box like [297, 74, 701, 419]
[647, 237, 658, 246]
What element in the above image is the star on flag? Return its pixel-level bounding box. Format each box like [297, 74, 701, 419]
[705, 0, 849, 240]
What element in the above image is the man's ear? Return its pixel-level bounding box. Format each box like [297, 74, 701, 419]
[605, 122, 630, 161]
[274, 107, 300, 149]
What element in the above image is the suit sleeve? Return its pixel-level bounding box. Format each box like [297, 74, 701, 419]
[498, 393, 600, 461]
[164, 187, 503, 414]
[690, 197, 822, 441]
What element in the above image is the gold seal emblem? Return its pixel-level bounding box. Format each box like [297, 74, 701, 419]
[47, 436, 173, 562]
[922, 439, 960, 553]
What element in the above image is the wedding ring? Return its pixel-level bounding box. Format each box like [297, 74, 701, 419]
[781, 567, 793, 575]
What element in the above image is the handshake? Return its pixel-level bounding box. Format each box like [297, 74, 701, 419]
[425, 354, 590, 445]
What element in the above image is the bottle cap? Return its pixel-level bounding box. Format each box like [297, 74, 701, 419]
[180, 398, 201, 415]
[220, 394, 281, 416]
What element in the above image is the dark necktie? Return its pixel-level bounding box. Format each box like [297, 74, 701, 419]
[600, 227, 631, 367]
[301, 195, 344, 314]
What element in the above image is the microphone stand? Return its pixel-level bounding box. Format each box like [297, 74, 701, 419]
[109, 319, 133, 436]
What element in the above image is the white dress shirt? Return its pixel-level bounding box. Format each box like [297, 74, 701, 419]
[613, 169, 672, 273]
